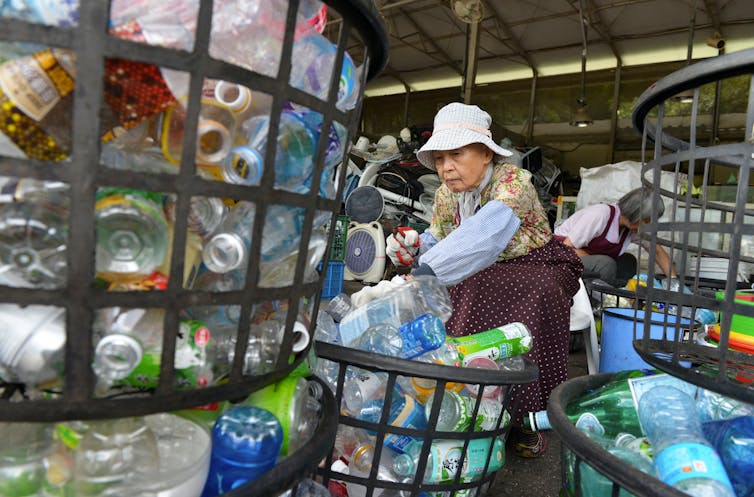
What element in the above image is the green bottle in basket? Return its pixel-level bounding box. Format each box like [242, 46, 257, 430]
[444, 322, 532, 366]
[525, 369, 657, 438]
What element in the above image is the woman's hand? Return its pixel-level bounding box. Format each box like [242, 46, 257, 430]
[386, 227, 420, 266]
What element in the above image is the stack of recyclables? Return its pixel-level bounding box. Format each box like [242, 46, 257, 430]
[0, 0, 388, 495]
[314, 275, 539, 497]
[549, 371, 754, 497]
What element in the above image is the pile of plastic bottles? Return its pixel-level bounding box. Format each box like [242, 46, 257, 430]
[0, 368, 326, 497]
[527, 370, 754, 497]
[311, 275, 536, 497]
[0, 0, 360, 395]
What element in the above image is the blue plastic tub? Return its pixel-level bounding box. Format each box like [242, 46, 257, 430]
[599, 308, 695, 373]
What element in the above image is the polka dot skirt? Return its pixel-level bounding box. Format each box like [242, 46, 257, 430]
[446, 238, 583, 426]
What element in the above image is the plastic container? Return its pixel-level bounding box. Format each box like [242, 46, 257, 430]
[315, 341, 538, 497]
[599, 308, 695, 373]
[320, 261, 345, 299]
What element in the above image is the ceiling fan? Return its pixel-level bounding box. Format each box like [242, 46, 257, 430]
[450, 0, 485, 23]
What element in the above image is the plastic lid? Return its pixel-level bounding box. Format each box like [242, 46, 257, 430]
[291, 321, 311, 353]
[222, 146, 263, 186]
[214, 81, 252, 114]
[212, 406, 283, 461]
[203, 233, 246, 272]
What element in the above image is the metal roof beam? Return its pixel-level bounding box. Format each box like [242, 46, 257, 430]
[485, 0, 538, 71]
[399, 7, 465, 75]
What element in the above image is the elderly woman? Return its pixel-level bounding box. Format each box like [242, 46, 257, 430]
[386, 102, 583, 457]
[554, 187, 676, 287]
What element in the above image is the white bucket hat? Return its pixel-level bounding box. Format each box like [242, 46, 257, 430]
[416, 102, 512, 170]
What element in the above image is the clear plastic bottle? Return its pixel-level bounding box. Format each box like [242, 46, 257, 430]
[338, 276, 452, 347]
[342, 369, 388, 416]
[314, 310, 340, 344]
[202, 201, 255, 273]
[94, 188, 169, 278]
[0, 421, 65, 497]
[0, 0, 79, 26]
[325, 293, 353, 323]
[236, 111, 317, 194]
[92, 307, 212, 393]
[201, 406, 283, 497]
[427, 390, 506, 432]
[353, 314, 446, 360]
[0, 303, 66, 387]
[638, 385, 735, 497]
[69, 417, 161, 497]
[0, 200, 69, 289]
[359, 387, 427, 454]
[347, 443, 402, 497]
[701, 415, 754, 497]
[290, 33, 359, 112]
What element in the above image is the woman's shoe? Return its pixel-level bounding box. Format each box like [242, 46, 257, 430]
[510, 427, 548, 458]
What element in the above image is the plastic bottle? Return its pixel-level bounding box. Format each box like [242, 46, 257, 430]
[0, 421, 66, 497]
[392, 437, 505, 483]
[244, 375, 315, 456]
[524, 369, 655, 437]
[359, 387, 427, 454]
[94, 188, 169, 278]
[0, 0, 79, 26]
[695, 387, 754, 422]
[160, 98, 238, 169]
[325, 293, 354, 323]
[347, 443, 402, 497]
[342, 369, 388, 416]
[201, 406, 283, 497]
[290, 33, 359, 112]
[701, 415, 754, 497]
[333, 425, 373, 463]
[92, 307, 212, 393]
[0, 303, 66, 387]
[67, 417, 161, 497]
[462, 357, 503, 399]
[338, 276, 452, 347]
[444, 323, 532, 366]
[0, 199, 69, 289]
[232, 111, 317, 194]
[638, 385, 735, 497]
[427, 390, 506, 432]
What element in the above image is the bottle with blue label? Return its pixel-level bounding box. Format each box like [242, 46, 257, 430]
[352, 313, 446, 359]
[638, 385, 735, 497]
[358, 386, 427, 454]
[201, 406, 283, 497]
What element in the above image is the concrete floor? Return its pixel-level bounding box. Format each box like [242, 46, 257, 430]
[493, 339, 589, 497]
[339, 280, 592, 497]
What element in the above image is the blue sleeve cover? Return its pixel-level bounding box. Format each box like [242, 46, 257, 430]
[417, 200, 520, 286]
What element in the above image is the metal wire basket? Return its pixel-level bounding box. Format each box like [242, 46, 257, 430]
[631, 47, 754, 403]
[0, 0, 388, 422]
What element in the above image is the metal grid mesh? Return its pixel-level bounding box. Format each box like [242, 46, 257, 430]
[630, 47, 754, 404]
[315, 342, 539, 497]
[0, 0, 387, 421]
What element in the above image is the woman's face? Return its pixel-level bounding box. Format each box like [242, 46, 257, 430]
[433, 143, 493, 193]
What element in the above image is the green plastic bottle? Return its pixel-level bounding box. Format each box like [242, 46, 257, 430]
[525, 369, 658, 437]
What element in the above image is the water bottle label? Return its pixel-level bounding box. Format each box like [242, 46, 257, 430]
[655, 442, 733, 490]
[384, 395, 426, 454]
[430, 438, 503, 482]
[574, 412, 606, 436]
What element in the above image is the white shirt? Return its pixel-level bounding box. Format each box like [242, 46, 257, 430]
[554, 203, 636, 256]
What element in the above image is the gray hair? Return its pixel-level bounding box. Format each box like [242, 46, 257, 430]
[618, 187, 665, 224]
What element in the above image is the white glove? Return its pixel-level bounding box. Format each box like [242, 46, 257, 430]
[350, 275, 407, 308]
[386, 227, 420, 266]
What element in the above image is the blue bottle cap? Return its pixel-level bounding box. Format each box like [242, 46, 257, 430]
[212, 406, 283, 462]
